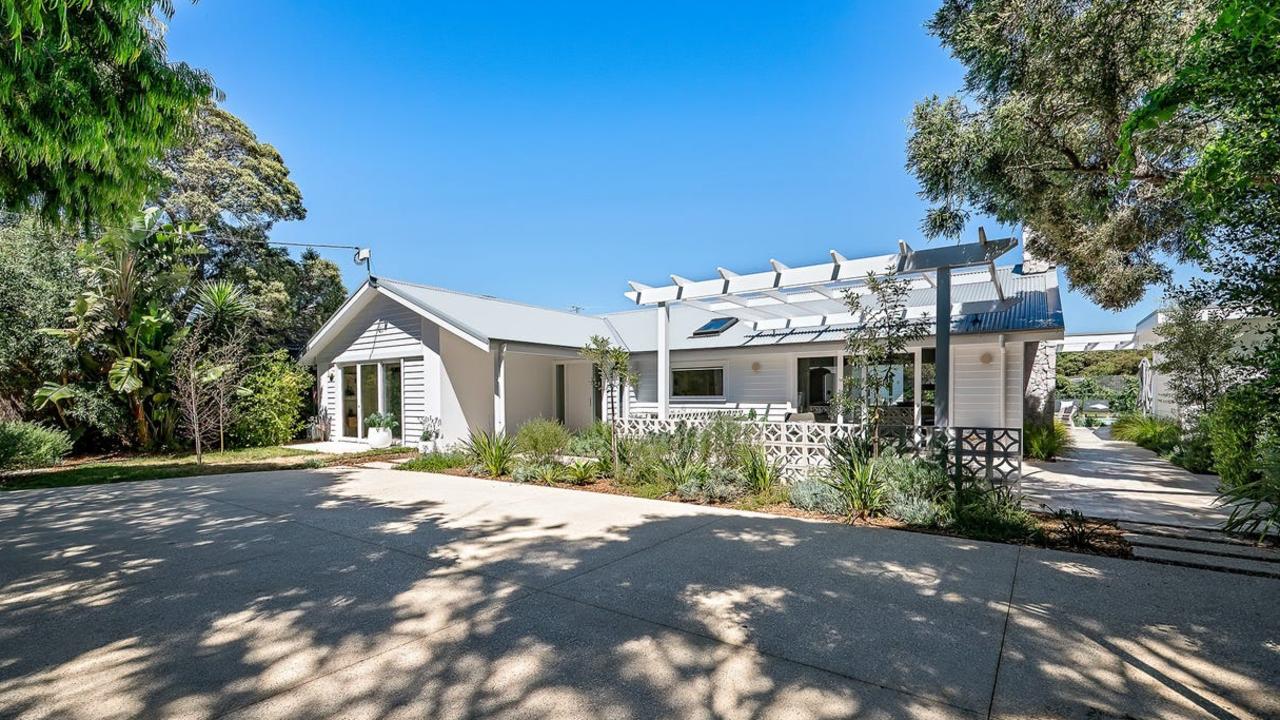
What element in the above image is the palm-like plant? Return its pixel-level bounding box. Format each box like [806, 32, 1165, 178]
[464, 430, 518, 477]
[192, 279, 253, 332]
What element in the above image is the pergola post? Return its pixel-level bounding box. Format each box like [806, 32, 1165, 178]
[657, 302, 670, 420]
[934, 267, 951, 428]
[492, 341, 507, 434]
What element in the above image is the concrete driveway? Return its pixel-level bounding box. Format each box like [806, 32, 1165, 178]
[1022, 427, 1229, 528]
[1, 468, 1276, 720]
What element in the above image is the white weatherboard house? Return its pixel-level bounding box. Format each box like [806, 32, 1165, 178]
[300, 237, 1064, 468]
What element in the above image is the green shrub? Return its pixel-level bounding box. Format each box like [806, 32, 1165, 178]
[0, 421, 72, 471]
[512, 460, 564, 484]
[952, 487, 1042, 542]
[1024, 420, 1074, 461]
[565, 459, 599, 485]
[1171, 427, 1215, 474]
[1220, 431, 1280, 542]
[877, 453, 951, 526]
[822, 434, 883, 519]
[738, 445, 782, 495]
[616, 434, 669, 486]
[233, 351, 312, 447]
[464, 430, 517, 477]
[677, 467, 747, 503]
[567, 421, 612, 460]
[1112, 413, 1180, 454]
[789, 475, 850, 516]
[515, 418, 569, 460]
[398, 451, 468, 473]
[888, 494, 950, 527]
[699, 415, 752, 467]
[1205, 384, 1264, 487]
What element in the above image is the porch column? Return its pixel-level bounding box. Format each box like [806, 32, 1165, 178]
[913, 348, 923, 426]
[493, 341, 507, 434]
[935, 266, 951, 428]
[657, 302, 670, 420]
[835, 349, 845, 424]
[998, 334, 1007, 427]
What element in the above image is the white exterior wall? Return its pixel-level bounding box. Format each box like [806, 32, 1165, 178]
[439, 330, 493, 445]
[951, 341, 1024, 428]
[629, 350, 795, 421]
[625, 341, 1027, 428]
[503, 353, 556, 433]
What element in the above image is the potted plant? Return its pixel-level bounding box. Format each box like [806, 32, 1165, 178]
[419, 416, 442, 453]
[364, 412, 399, 449]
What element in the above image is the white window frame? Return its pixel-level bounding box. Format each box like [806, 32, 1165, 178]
[335, 359, 407, 441]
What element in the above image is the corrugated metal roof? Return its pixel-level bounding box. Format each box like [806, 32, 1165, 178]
[368, 266, 1062, 352]
[377, 278, 612, 348]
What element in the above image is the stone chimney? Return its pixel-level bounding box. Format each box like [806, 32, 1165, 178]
[1021, 227, 1055, 274]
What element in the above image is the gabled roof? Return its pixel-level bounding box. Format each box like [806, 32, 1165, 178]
[301, 263, 1064, 365]
[377, 278, 612, 349]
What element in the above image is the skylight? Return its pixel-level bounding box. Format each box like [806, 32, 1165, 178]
[691, 317, 738, 337]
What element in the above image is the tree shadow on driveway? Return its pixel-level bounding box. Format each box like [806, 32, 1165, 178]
[0, 468, 1275, 719]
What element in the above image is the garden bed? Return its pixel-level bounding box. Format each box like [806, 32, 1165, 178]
[400, 458, 1132, 559]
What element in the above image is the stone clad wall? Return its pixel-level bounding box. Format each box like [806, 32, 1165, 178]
[1024, 341, 1057, 425]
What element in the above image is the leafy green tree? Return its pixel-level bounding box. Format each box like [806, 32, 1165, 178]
[1154, 300, 1243, 418]
[833, 272, 929, 453]
[0, 219, 79, 418]
[153, 104, 347, 354]
[232, 350, 314, 447]
[42, 209, 205, 448]
[907, 0, 1211, 309]
[0, 0, 215, 225]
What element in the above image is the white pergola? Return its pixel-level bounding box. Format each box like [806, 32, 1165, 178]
[625, 233, 1018, 427]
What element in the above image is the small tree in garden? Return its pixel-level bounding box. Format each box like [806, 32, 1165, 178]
[580, 335, 639, 474]
[833, 272, 929, 455]
[171, 323, 249, 463]
[1154, 300, 1243, 420]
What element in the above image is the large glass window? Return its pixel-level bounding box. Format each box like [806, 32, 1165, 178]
[342, 366, 358, 437]
[384, 363, 402, 439]
[672, 367, 724, 397]
[360, 364, 379, 438]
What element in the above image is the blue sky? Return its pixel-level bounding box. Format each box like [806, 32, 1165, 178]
[167, 1, 1170, 333]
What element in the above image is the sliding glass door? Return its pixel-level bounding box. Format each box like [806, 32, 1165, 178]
[337, 360, 404, 440]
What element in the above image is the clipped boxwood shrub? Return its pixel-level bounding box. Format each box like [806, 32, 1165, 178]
[0, 421, 72, 471]
[788, 475, 850, 516]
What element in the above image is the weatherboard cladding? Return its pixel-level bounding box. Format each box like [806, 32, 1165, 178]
[357, 267, 1060, 354]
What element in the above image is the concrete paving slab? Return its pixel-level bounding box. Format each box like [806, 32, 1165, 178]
[0, 536, 526, 720]
[3, 467, 1278, 720]
[992, 547, 1280, 720]
[1130, 545, 1280, 579]
[551, 513, 1022, 714]
[223, 591, 976, 720]
[1022, 428, 1228, 529]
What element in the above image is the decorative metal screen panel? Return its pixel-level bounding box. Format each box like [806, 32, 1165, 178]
[613, 418, 1021, 485]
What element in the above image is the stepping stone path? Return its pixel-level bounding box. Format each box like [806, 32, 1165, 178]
[1120, 521, 1280, 579]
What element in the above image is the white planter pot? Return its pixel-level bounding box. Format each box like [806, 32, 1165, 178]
[368, 427, 393, 449]
[417, 439, 439, 454]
